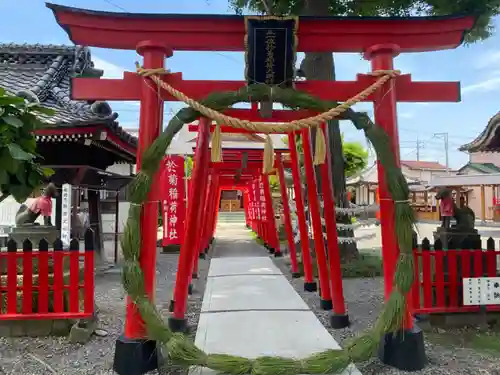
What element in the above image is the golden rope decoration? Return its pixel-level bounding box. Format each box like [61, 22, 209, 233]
[135, 62, 399, 172]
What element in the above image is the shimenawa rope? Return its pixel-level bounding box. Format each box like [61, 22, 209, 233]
[135, 62, 400, 173]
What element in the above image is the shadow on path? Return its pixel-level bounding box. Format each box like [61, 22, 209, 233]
[212, 223, 269, 258]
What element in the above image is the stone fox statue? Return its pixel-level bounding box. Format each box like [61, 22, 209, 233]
[435, 188, 475, 231]
[15, 183, 58, 226]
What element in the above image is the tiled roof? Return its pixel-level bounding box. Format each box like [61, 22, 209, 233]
[0, 43, 137, 148]
[459, 112, 500, 153]
[458, 162, 500, 174]
[401, 160, 448, 170]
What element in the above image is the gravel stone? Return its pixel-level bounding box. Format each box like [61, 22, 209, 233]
[0, 249, 211, 375]
[273, 256, 500, 374]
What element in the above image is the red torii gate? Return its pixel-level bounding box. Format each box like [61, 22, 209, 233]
[47, 3, 475, 374]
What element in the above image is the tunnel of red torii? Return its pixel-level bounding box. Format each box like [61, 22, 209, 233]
[46, 2, 475, 373]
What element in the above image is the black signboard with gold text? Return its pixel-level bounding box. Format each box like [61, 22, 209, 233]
[245, 16, 298, 88]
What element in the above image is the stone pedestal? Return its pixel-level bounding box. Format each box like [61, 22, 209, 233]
[433, 226, 481, 249]
[9, 225, 59, 247]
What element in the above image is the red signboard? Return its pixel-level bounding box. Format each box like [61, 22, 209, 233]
[258, 176, 267, 222]
[161, 155, 186, 246]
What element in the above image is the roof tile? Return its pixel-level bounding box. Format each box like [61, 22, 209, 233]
[0, 43, 137, 149]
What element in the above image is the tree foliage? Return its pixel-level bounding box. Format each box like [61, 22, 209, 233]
[0, 88, 55, 203]
[229, 0, 499, 43]
[282, 134, 368, 177]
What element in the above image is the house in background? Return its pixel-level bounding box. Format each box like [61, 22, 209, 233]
[400, 160, 451, 183]
[448, 111, 500, 221]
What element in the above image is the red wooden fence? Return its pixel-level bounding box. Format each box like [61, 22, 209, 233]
[0, 229, 95, 320]
[411, 236, 500, 314]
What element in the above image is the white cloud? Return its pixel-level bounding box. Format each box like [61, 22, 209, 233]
[399, 112, 415, 119]
[475, 50, 500, 70]
[462, 76, 500, 95]
[92, 56, 127, 79]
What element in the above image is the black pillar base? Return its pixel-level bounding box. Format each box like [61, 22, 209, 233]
[188, 284, 193, 295]
[168, 300, 175, 312]
[168, 316, 189, 333]
[378, 325, 427, 371]
[291, 272, 302, 279]
[329, 313, 350, 329]
[268, 247, 275, 254]
[210, 237, 215, 244]
[304, 281, 318, 292]
[319, 298, 333, 310]
[113, 335, 159, 375]
[204, 247, 209, 254]
[192, 273, 199, 279]
[263, 242, 268, 249]
[199, 252, 206, 260]
[273, 251, 283, 258]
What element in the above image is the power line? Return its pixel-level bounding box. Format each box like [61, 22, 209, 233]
[102, 0, 128, 12]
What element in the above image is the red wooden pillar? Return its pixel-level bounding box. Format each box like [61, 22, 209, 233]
[320, 123, 349, 327]
[124, 41, 168, 337]
[169, 117, 211, 331]
[262, 174, 281, 256]
[365, 44, 425, 371]
[277, 153, 299, 275]
[301, 128, 332, 309]
[204, 174, 219, 252]
[243, 190, 250, 228]
[288, 132, 316, 292]
[114, 41, 169, 375]
[192, 173, 211, 277]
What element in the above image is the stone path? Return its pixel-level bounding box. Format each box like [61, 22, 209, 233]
[191, 223, 360, 375]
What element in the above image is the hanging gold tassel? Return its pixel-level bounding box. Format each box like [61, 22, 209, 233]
[263, 134, 275, 174]
[313, 126, 327, 165]
[211, 122, 223, 162]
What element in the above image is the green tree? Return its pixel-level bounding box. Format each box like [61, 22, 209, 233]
[0, 88, 54, 203]
[343, 139, 368, 177]
[230, 0, 499, 260]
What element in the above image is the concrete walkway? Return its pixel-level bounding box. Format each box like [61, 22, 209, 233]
[191, 223, 360, 375]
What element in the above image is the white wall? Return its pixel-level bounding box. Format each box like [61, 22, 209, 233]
[101, 202, 130, 233]
[469, 152, 500, 166]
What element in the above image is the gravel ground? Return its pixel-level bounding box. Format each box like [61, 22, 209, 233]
[273, 255, 500, 375]
[0, 249, 211, 375]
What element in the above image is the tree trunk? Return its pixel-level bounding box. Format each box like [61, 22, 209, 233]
[300, 0, 359, 261]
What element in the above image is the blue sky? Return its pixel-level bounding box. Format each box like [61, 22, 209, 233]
[2, 0, 500, 169]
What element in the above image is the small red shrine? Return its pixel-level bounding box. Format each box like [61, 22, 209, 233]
[46, 3, 475, 375]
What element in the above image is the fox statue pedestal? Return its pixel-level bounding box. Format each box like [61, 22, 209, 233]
[9, 224, 59, 248]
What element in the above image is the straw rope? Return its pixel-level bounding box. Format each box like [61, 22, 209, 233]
[136, 62, 399, 172]
[135, 62, 400, 133]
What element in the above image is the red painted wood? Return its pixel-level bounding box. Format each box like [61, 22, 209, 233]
[124, 42, 168, 339]
[7, 252, 18, 314]
[319, 124, 346, 315]
[461, 251, 471, 279]
[301, 129, 331, 304]
[277, 155, 298, 274]
[52, 251, 65, 313]
[411, 251, 421, 312]
[69, 252, 80, 313]
[173, 117, 211, 320]
[288, 133, 314, 284]
[84, 252, 95, 315]
[434, 251, 445, 308]
[47, 4, 474, 52]
[22, 252, 34, 314]
[71, 75, 462, 103]
[474, 250, 484, 277]
[421, 251, 432, 309]
[447, 251, 458, 307]
[37, 251, 49, 314]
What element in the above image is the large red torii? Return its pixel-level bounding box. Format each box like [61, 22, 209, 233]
[46, 3, 475, 375]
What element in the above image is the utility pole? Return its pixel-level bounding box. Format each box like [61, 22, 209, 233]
[416, 136, 425, 161]
[433, 132, 450, 174]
